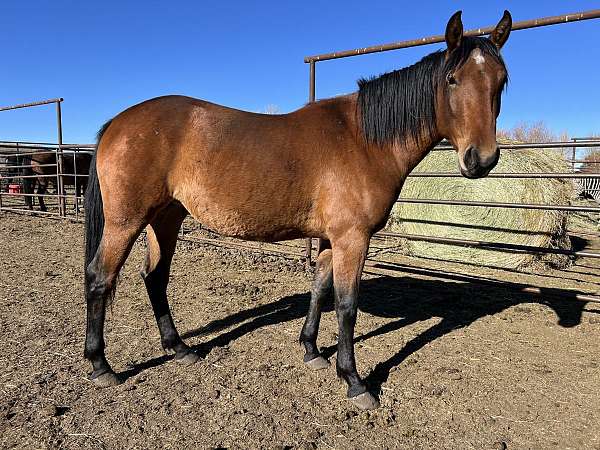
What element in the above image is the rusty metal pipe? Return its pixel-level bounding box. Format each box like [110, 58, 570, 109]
[0, 174, 61, 180]
[396, 198, 600, 213]
[0, 150, 59, 157]
[433, 141, 600, 151]
[0, 192, 72, 199]
[408, 172, 600, 178]
[0, 98, 63, 112]
[304, 9, 600, 62]
[0, 142, 96, 150]
[376, 231, 600, 259]
[0, 164, 57, 169]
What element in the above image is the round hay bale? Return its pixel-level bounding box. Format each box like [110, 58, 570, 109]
[387, 142, 573, 269]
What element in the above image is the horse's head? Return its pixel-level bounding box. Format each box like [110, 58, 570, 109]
[436, 11, 511, 179]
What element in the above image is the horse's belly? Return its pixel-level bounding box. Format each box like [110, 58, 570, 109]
[196, 210, 304, 241]
[176, 191, 309, 242]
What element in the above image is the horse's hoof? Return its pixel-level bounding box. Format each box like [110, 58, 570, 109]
[349, 392, 380, 410]
[176, 351, 200, 366]
[304, 355, 330, 370]
[92, 372, 121, 388]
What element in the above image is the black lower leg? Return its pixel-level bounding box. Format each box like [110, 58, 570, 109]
[142, 261, 191, 359]
[23, 179, 33, 210]
[84, 270, 115, 379]
[336, 293, 367, 398]
[37, 185, 46, 212]
[300, 247, 332, 362]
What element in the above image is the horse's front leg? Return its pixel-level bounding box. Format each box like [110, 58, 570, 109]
[332, 231, 380, 410]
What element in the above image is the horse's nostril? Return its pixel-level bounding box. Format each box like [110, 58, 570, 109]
[463, 147, 479, 170]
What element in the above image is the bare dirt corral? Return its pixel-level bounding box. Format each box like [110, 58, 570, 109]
[1, 214, 600, 449]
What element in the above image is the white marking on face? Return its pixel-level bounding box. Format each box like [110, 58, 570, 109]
[471, 48, 485, 65]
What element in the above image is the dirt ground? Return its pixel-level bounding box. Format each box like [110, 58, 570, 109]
[1, 213, 600, 449]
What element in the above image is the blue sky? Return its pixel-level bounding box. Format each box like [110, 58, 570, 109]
[1, 1, 599, 143]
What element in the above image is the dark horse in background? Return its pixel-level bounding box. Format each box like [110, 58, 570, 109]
[84, 11, 512, 410]
[0, 153, 24, 188]
[22, 151, 92, 212]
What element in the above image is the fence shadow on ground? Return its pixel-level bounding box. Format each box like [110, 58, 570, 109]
[121, 272, 596, 393]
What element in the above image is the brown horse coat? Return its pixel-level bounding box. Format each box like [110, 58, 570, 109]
[97, 94, 404, 242]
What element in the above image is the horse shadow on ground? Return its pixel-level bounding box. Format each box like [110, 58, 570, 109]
[121, 267, 598, 391]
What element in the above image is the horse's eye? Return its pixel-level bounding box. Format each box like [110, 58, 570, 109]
[446, 74, 457, 86]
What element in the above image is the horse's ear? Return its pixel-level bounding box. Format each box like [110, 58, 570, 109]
[445, 11, 463, 53]
[490, 10, 512, 49]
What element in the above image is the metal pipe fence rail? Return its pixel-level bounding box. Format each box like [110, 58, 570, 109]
[304, 9, 600, 63]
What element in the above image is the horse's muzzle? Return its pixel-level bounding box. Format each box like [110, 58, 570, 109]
[460, 146, 500, 179]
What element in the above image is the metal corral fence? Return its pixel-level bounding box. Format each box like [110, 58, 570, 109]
[2, 136, 599, 252]
[0, 141, 94, 221]
[0, 98, 95, 220]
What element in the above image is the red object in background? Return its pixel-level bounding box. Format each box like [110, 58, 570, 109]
[8, 184, 22, 194]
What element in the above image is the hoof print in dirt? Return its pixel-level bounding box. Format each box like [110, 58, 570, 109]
[349, 391, 380, 410]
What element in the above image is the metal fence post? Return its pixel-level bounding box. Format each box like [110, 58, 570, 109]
[572, 138, 577, 172]
[304, 61, 316, 269]
[56, 100, 66, 216]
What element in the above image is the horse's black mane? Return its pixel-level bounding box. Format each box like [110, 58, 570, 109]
[357, 36, 507, 147]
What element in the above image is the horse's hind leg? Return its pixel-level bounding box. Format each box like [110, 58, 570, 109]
[141, 202, 199, 365]
[300, 239, 333, 370]
[85, 223, 143, 387]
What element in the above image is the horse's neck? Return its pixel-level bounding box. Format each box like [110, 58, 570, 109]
[336, 92, 441, 188]
[387, 127, 442, 187]
[332, 93, 441, 193]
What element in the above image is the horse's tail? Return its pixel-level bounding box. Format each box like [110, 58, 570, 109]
[84, 120, 112, 280]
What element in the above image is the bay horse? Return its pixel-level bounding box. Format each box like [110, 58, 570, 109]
[84, 11, 512, 410]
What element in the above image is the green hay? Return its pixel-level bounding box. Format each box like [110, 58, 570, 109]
[388, 143, 573, 269]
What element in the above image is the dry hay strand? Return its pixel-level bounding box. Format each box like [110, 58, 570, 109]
[388, 142, 573, 270]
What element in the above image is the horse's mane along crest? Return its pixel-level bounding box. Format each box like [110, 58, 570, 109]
[357, 37, 507, 147]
